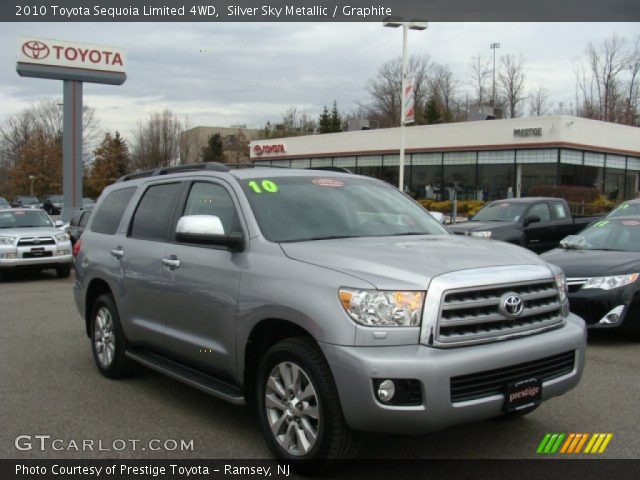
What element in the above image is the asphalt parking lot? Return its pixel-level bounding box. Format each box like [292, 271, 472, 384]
[1, 271, 639, 460]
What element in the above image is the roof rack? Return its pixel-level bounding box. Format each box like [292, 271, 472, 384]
[116, 162, 230, 182]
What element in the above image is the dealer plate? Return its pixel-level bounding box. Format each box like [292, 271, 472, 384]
[505, 377, 542, 412]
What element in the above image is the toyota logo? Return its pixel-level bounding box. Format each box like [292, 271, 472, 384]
[22, 40, 50, 60]
[253, 145, 263, 156]
[32, 237, 41, 244]
[499, 292, 524, 319]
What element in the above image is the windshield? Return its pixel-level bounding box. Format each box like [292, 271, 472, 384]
[562, 218, 640, 252]
[240, 175, 448, 242]
[471, 202, 527, 222]
[0, 197, 8, 207]
[19, 196, 40, 205]
[607, 201, 640, 219]
[48, 195, 64, 203]
[0, 210, 53, 229]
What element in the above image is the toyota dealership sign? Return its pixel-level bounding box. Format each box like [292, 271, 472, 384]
[19, 36, 126, 73]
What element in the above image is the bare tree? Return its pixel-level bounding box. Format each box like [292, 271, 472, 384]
[528, 85, 551, 117]
[499, 54, 527, 118]
[364, 55, 431, 127]
[467, 54, 492, 107]
[429, 63, 458, 116]
[623, 35, 640, 125]
[130, 109, 184, 171]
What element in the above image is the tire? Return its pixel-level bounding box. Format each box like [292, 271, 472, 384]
[90, 293, 134, 379]
[56, 265, 71, 278]
[256, 337, 359, 464]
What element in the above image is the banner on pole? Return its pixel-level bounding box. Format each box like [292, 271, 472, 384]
[403, 74, 415, 124]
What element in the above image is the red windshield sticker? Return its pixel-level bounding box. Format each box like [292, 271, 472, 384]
[622, 220, 640, 226]
[14, 211, 25, 215]
[312, 178, 344, 188]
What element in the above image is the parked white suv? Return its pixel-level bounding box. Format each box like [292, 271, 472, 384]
[0, 208, 73, 280]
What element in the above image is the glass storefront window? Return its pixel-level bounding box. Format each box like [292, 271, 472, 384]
[411, 165, 443, 199]
[443, 164, 477, 200]
[290, 158, 311, 168]
[478, 164, 515, 201]
[519, 163, 557, 196]
[605, 168, 625, 202]
[626, 157, 640, 199]
[310, 157, 331, 167]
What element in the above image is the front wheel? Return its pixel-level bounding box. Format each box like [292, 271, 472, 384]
[256, 337, 359, 463]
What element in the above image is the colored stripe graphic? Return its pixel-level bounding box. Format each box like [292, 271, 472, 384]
[537, 433, 613, 454]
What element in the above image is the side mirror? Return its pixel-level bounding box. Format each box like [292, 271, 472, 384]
[523, 214, 541, 227]
[175, 215, 243, 251]
[55, 220, 64, 228]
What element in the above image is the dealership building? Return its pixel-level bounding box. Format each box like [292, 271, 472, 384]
[249, 116, 640, 202]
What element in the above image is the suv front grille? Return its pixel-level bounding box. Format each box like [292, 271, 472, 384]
[436, 280, 564, 346]
[450, 351, 575, 403]
[18, 237, 55, 246]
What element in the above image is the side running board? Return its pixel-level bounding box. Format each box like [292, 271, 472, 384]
[126, 349, 245, 405]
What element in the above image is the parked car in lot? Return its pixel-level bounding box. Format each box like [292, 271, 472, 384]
[603, 198, 640, 219]
[0, 208, 72, 280]
[67, 206, 93, 246]
[74, 163, 585, 462]
[41, 194, 64, 215]
[10, 195, 42, 209]
[449, 197, 602, 253]
[542, 216, 640, 333]
[0, 197, 9, 209]
[83, 197, 96, 208]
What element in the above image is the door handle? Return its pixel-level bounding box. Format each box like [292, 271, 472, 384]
[162, 256, 181, 269]
[110, 247, 124, 259]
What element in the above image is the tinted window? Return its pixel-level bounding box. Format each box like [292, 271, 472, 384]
[130, 183, 181, 241]
[528, 203, 551, 222]
[79, 211, 91, 227]
[91, 187, 136, 235]
[472, 202, 527, 222]
[183, 182, 238, 234]
[69, 212, 82, 227]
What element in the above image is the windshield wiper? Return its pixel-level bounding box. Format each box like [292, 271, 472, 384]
[281, 235, 359, 243]
[387, 232, 429, 236]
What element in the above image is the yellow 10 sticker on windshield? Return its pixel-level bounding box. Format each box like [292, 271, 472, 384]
[248, 179, 279, 194]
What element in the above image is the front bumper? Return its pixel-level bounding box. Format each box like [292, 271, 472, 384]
[0, 242, 72, 269]
[320, 314, 585, 435]
[569, 285, 640, 330]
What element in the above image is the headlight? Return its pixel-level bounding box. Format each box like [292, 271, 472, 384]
[583, 273, 639, 290]
[338, 289, 425, 327]
[0, 236, 16, 245]
[54, 233, 69, 242]
[470, 231, 492, 239]
[554, 272, 567, 302]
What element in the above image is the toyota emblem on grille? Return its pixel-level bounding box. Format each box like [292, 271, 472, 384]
[499, 292, 524, 319]
[32, 237, 40, 244]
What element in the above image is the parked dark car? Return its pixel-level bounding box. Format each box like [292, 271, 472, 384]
[41, 194, 64, 215]
[67, 206, 92, 246]
[542, 216, 640, 333]
[10, 196, 42, 209]
[0, 197, 9, 209]
[449, 197, 602, 253]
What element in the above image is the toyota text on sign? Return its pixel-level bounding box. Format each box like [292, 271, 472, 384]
[19, 37, 126, 73]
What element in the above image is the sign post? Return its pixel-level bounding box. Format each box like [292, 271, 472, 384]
[17, 36, 126, 221]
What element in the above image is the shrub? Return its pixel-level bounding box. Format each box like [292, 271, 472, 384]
[528, 184, 600, 204]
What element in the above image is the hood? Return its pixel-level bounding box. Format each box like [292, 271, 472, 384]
[542, 248, 640, 277]
[281, 234, 549, 290]
[0, 227, 60, 239]
[448, 221, 518, 234]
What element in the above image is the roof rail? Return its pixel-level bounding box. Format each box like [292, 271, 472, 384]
[116, 162, 230, 182]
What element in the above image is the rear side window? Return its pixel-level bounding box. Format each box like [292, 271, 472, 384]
[130, 183, 181, 242]
[79, 211, 91, 227]
[91, 187, 136, 235]
[528, 203, 551, 223]
[69, 212, 82, 227]
[552, 202, 568, 220]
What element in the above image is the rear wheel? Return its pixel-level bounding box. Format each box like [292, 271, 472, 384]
[256, 337, 359, 463]
[90, 293, 133, 379]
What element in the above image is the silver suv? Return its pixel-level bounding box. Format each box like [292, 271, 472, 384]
[73, 163, 586, 462]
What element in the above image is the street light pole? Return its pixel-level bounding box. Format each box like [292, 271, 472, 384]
[384, 19, 428, 192]
[490, 42, 500, 107]
[399, 23, 408, 192]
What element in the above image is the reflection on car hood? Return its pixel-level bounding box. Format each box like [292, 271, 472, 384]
[281, 234, 548, 290]
[542, 248, 640, 277]
[0, 227, 60, 238]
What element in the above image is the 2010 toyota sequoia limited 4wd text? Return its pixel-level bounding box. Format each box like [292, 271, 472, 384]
[73, 163, 586, 462]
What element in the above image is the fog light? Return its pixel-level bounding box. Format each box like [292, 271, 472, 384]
[57, 249, 70, 256]
[377, 380, 395, 403]
[598, 305, 624, 325]
[1, 253, 17, 259]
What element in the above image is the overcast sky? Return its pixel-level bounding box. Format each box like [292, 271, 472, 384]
[1, 22, 638, 138]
